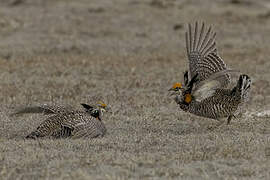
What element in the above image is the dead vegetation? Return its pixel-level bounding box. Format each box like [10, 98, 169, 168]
[1, 0, 270, 179]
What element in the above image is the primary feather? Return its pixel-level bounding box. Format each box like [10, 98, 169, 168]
[186, 22, 230, 88]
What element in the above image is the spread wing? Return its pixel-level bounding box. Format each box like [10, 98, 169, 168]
[186, 22, 230, 88]
[192, 69, 239, 102]
[192, 80, 221, 102]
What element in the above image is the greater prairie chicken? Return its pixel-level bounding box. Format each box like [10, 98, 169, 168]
[13, 101, 109, 139]
[169, 22, 251, 124]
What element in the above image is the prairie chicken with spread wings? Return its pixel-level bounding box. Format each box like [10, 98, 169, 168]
[169, 22, 251, 124]
[13, 102, 109, 139]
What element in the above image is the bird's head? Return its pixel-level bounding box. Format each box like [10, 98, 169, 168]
[169, 71, 198, 105]
[97, 101, 111, 114]
[169, 71, 190, 95]
[81, 101, 110, 120]
[168, 82, 185, 96]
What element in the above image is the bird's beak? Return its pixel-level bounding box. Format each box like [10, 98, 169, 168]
[168, 88, 178, 96]
[103, 105, 112, 113]
[168, 87, 184, 96]
[169, 92, 178, 96]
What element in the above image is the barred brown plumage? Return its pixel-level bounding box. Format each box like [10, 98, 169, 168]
[170, 22, 251, 124]
[13, 102, 109, 139]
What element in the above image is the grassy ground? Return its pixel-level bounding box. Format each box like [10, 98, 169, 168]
[1, 0, 270, 179]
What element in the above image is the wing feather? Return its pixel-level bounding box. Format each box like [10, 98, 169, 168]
[186, 22, 230, 88]
[192, 70, 239, 101]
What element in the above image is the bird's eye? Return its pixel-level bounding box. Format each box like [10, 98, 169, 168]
[91, 109, 100, 118]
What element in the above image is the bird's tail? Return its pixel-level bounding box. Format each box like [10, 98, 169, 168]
[234, 74, 251, 102]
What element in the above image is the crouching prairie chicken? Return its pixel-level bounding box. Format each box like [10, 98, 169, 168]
[12, 101, 109, 139]
[169, 22, 251, 124]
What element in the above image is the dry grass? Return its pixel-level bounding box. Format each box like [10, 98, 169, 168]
[1, 0, 270, 179]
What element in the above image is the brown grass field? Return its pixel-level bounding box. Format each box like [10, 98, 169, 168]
[1, 0, 270, 179]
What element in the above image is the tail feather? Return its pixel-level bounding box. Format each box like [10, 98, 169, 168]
[236, 74, 251, 102]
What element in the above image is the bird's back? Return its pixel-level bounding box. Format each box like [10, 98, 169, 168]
[27, 111, 106, 139]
